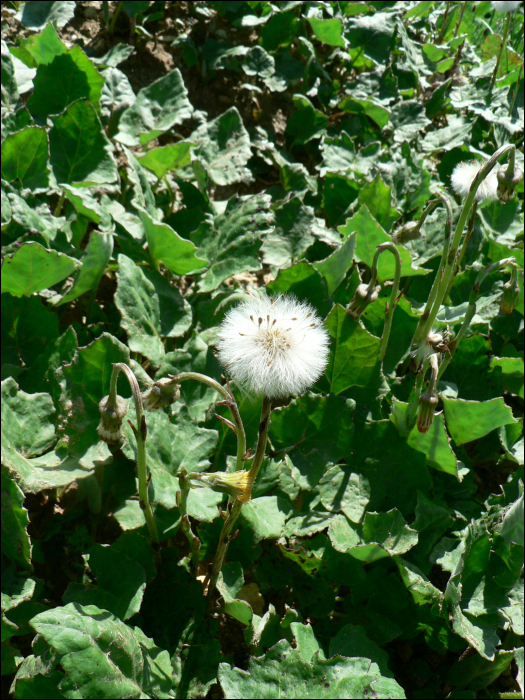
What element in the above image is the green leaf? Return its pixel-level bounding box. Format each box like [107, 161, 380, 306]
[188, 107, 252, 186]
[1, 469, 32, 570]
[313, 233, 356, 296]
[27, 46, 104, 123]
[49, 99, 118, 185]
[115, 254, 192, 365]
[20, 1, 76, 30]
[14, 23, 67, 66]
[270, 393, 355, 489]
[388, 100, 431, 144]
[217, 562, 244, 604]
[261, 197, 317, 269]
[390, 399, 458, 477]
[242, 45, 275, 77]
[308, 17, 345, 47]
[324, 304, 382, 396]
[339, 206, 426, 281]
[1, 377, 96, 495]
[115, 68, 192, 147]
[139, 208, 208, 276]
[63, 544, 146, 620]
[420, 114, 472, 151]
[219, 639, 405, 698]
[323, 173, 360, 227]
[28, 603, 172, 698]
[349, 509, 419, 563]
[2, 293, 59, 367]
[195, 193, 274, 293]
[345, 12, 396, 65]
[286, 95, 329, 145]
[339, 96, 390, 130]
[56, 333, 129, 460]
[357, 174, 399, 234]
[448, 649, 514, 691]
[318, 465, 370, 523]
[442, 397, 518, 446]
[266, 262, 332, 319]
[1, 126, 51, 190]
[329, 624, 393, 679]
[241, 496, 294, 543]
[396, 558, 443, 606]
[348, 420, 431, 516]
[490, 357, 524, 398]
[51, 231, 113, 307]
[1, 243, 79, 297]
[261, 11, 299, 52]
[137, 142, 192, 181]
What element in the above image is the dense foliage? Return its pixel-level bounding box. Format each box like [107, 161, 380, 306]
[1, 1, 524, 698]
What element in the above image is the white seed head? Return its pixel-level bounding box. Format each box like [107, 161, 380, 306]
[450, 161, 498, 202]
[491, 1, 521, 12]
[216, 292, 330, 399]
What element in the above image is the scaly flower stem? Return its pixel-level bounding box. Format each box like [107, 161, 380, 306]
[438, 257, 517, 380]
[177, 468, 201, 575]
[490, 11, 512, 91]
[207, 397, 272, 610]
[111, 363, 159, 552]
[415, 145, 515, 347]
[412, 193, 454, 348]
[406, 359, 430, 432]
[509, 61, 523, 117]
[446, 201, 478, 298]
[169, 372, 246, 472]
[375, 243, 402, 363]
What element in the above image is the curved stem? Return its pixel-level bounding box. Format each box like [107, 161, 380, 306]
[509, 60, 523, 117]
[376, 243, 402, 363]
[412, 192, 454, 348]
[445, 200, 477, 298]
[406, 359, 430, 432]
[490, 12, 511, 91]
[111, 362, 159, 550]
[438, 257, 517, 380]
[207, 397, 272, 610]
[415, 145, 515, 346]
[169, 371, 246, 472]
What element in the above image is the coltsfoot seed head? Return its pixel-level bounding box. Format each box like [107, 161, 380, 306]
[216, 292, 330, 399]
[451, 161, 498, 203]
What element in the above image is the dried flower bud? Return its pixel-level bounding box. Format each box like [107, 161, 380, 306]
[416, 390, 439, 433]
[500, 279, 520, 314]
[497, 165, 524, 204]
[186, 470, 254, 503]
[347, 283, 381, 319]
[392, 221, 422, 245]
[97, 394, 128, 444]
[142, 378, 181, 411]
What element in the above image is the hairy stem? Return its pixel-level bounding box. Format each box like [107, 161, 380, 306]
[169, 372, 246, 472]
[414, 145, 515, 348]
[377, 243, 402, 363]
[438, 257, 517, 379]
[111, 363, 159, 551]
[207, 397, 272, 610]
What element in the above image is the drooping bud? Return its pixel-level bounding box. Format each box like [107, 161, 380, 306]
[416, 390, 439, 433]
[392, 221, 422, 245]
[142, 378, 181, 412]
[347, 283, 381, 319]
[186, 470, 254, 503]
[500, 278, 520, 314]
[97, 394, 128, 444]
[497, 164, 523, 204]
